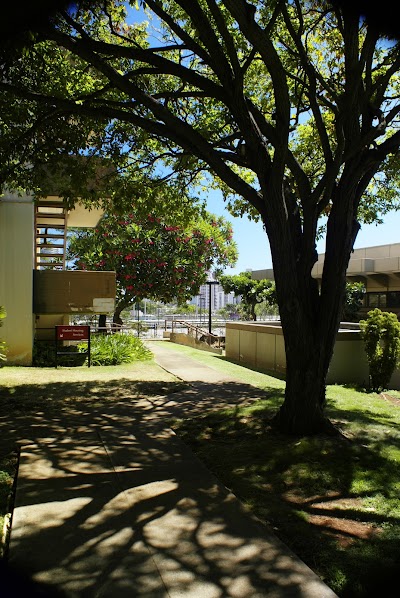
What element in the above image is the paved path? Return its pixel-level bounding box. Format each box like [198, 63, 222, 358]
[7, 341, 337, 597]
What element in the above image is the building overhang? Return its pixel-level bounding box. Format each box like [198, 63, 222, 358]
[366, 273, 389, 287]
[33, 270, 116, 314]
[67, 201, 104, 228]
[39, 195, 103, 228]
[251, 244, 400, 295]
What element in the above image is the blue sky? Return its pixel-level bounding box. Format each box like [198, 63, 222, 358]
[205, 189, 400, 274]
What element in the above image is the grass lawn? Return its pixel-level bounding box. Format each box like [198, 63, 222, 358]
[1, 343, 400, 597]
[155, 343, 400, 598]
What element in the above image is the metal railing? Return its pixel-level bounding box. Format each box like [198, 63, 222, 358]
[170, 319, 224, 348]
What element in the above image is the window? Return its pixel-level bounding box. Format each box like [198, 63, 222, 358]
[366, 293, 387, 308]
[387, 291, 400, 308]
[365, 292, 400, 309]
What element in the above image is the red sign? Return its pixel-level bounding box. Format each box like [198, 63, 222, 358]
[56, 326, 90, 341]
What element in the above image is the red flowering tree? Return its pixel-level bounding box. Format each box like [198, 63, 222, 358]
[68, 211, 237, 325]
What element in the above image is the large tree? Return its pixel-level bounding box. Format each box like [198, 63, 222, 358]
[2, 1, 400, 434]
[69, 209, 237, 325]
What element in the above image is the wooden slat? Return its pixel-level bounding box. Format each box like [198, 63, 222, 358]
[36, 201, 68, 208]
[35, 202, 68, 271]
[36, 233, 66, 239]
[36, 262, 64, 267]
[36, 252, 65, 259]
[35, 213, 66, 219]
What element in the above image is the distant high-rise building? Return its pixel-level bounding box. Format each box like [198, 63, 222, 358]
[191, 283, 241, 312]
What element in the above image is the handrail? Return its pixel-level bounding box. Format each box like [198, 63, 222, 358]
[171, 319, 224, 348]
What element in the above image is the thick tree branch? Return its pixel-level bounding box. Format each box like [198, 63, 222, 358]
[205, 0, 240, 75]
[173, 0, 236, 90]
[143, 0, 212, 64]
[371, 50, 400, 107]
[281, 3, 334, 169]
[2, 81, 265, 213]
[41, 27, 226, 102]
[222, 0, 290, 172]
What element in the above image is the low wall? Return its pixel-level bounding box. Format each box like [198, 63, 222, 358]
[225, 322, 400, 389]
[170, 332, 223, 354]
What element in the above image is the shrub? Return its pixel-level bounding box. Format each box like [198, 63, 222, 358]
[360, 308, 400, 392]
[81, 333, 152, 366]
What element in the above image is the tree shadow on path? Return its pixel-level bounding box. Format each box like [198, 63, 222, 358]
[0, 375, 325, 598]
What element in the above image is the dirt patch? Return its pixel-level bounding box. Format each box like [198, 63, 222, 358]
[283, 492, 382, 548]
[309, 496, 382, 548]
[380, 393, 400, 407]
[307, 513, 381, 547]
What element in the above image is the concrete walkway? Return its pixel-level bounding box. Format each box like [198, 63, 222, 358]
[7, 341, 337, 597]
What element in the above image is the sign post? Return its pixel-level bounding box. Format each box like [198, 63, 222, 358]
[55, 325, 91, 368]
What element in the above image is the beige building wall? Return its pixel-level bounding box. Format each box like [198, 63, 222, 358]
[226, 322, 286, 373]
[35, 315, 70, 341]
[0, 193, 35, 365]
[225, 322, 400, 389]
[253, 243, 400, 287]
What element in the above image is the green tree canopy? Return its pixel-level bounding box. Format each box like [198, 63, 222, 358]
[68, 208, 237, 325]
[219, 271, 276, 321]
[2, 1, 400, 434]
[342, 282, 366, 322]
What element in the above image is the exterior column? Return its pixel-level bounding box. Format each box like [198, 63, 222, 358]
[0, 192, 34, 365]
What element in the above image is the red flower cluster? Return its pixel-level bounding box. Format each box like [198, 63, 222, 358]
[70, 208, 235, 308]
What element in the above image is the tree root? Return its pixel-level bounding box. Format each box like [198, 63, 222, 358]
[269, 411, 351, 440]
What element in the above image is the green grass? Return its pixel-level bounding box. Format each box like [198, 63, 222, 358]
[160, 343, 400, 598]
[1, 342, 400, 597]
[152, 340, 286, 390]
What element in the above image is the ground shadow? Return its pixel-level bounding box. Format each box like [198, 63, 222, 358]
[174, 397, 400, 598]
[0, 376, 329, 597]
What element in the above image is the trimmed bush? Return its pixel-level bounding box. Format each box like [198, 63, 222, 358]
[81, 333, 152, 366]
[360, 308, 400, 392]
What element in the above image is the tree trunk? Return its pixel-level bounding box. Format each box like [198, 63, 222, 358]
[250, 303, 257, 321]
[98, 314, 107, 334]
[272, 326, 334, 435]
[261, 179, 358, 436]
[270, 230, 354, 434]
[112, 304, 125, 332]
